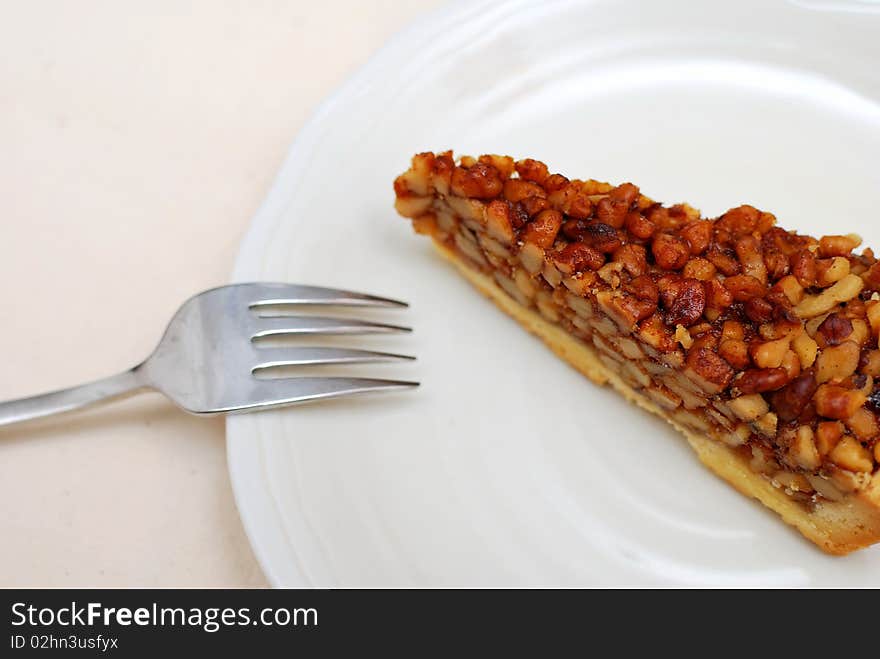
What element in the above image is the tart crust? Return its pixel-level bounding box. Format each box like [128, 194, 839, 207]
[434, 239, 880, 554]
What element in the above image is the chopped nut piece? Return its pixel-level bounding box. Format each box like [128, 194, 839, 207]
[581, 222, 622, 253]
[652, 233, 690, 270]
[519, 209, 562, 249]
[616, 337, 645, 360]
[816, 257, 851, 287]
[723, 275, 768, 302]
[562, 274, 594, 297]
[780, 350, 801, 379]
[703, 279, 733, 317]
[792, 332, 818, 369]
[866, 301, 880, 337]
[816, 421, 845, 456]
[455, 230, 489, 266]
[750, 336, 791, 369]
[519, 242, 545, 275]
[680, 220, 713, 255]
[722, 423, 752, 447]
[502, 177, 545, 203]
[553, 243, 605, 275]
[818, 234, 862, 258]
[637, 314, 676, 352]
[861, 349, 880, 377]
[735, 236, 768, 284]
[753, 412, 778, 438]
[595, 197, 627, 227]
[683, 258, 717, 282]
[625, 211, 656, 240]
[849, 319, 870, 347]
[485, 200, 516, 244]
[745, 297, 774, 324]
[706, 244, 742, 276]
[791, 250, 817, 288]
[750, 443, 780, 475]
[493, 271, 529, 307]
[684, 347, 734, 393]
[733, 368, 789, 395]
[816, 314, 853, 347]
[514, 269, 537, 300]
[447, 196, 486, 224]
[814, 384, 867, 420]
[395, 195, 432, 218]
[646, 385, 682, 411]
[805, 313, 829, 339]
[411, 212, 437, 235]
[789, 426, 821, 470]
[613, 243, 648, 277]
[854, 374, 874, 397]
[717, 205, 759, 236]
[719, 339, 750, 370]
[805, 474, 845, 502]
[829, 436, 874, 472]
[794, 274, 864, 319]
[663, 278, 706, 327]
[721, 320, 745, 341]
[728, 394, 770, 422]
[478, 154, 515, 179]
[514, 158, 549, 184]
[774, 471, 814, 494]
[451, 162, 503, 198]
[395, 152, 433, 195]
[845, 407, 880, 441]
[815, 341, 861, 384]
[828, 467, 866, 494]
[775, 274, 805, 305]
[675, 325, 694, 349]
[769, 372, 818, 422]
[597, 261, 624, 287]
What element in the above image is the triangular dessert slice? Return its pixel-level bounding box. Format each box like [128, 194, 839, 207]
[394, 151, 880, 555]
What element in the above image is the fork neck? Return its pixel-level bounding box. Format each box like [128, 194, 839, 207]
[0, 367, 149, 429]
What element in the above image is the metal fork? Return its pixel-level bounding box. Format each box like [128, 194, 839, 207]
[0, 283, 418, 427]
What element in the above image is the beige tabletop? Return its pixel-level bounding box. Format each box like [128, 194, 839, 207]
[0, 0, 442, 587]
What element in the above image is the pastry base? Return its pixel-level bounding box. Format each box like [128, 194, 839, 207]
[433, 240, 880, 555]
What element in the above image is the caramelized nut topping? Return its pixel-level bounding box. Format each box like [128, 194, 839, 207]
[396, 152, 880, 509]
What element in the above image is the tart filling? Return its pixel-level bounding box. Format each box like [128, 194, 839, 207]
[394, 151, 880, 555]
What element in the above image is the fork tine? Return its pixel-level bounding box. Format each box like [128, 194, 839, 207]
[235, 377, 419, 412]
[251, 316, 411, 339]
[243, 283, 408, 309]
[252, 347, 415, 371]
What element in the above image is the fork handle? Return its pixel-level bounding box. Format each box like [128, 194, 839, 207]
[0, 368, 148, 428]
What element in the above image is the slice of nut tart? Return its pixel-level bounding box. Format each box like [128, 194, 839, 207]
[394, 151, 880, 555]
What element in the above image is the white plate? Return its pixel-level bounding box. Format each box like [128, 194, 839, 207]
[228, 0, 880, 586]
